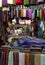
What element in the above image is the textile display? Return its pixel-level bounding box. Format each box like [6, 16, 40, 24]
[0, 51, 45, 65]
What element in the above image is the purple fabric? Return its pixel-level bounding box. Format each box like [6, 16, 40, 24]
[2, 0, 7, 6]
[26, 9, 32, 19]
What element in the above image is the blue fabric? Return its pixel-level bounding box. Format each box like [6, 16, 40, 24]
[17, 36, 45, 48]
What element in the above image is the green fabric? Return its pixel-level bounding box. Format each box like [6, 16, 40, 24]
[41, 54, 45, 65]
[8, 51, 13, 65]
[24, 0, 29, 5]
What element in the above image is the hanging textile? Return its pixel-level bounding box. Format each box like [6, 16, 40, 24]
[8, 51, 13, 65]
[20, 9, 26, 17]
[1, 51, 9, 65]
[32, 10, 35, 19]
[7, 0, 13, 4]
[39, 8, 43, 20]
[0, 0, 2, 7]
[2, 0, 7, 6]
[13, 6, 17, 17]
[41, 54, 45, 65]
[43, 8, 45, 19]
[26, 9, 32, 19]
[19, 52, 25, 65]
[37, 9, 39, 18]
[20, 9, 23, 17]
[23, 0, 29, 5]
[0, 51, 3, 65]
[25, 53, 31, 65]
[23, 9, 26, 17]
[16, 0, 23, 5]
[2, 11, 7, 22]
[34, 54, 41, 65]
[10, 6, 14, 19]
[13, 52, 19, 65]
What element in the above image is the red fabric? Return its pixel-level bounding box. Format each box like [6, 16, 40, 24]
[43, 9, 45, 18]
[16, 0, 23, 5]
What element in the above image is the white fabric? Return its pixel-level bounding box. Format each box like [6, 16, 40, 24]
[41, 54, 45, 65]
[19, 52, 25, 65]
[7, 0, 13, 4]
[8, 51, 13, 65]
[23, 9, 26, 17]
[40, 21, 44, 31]
[0, 0, 2, 7]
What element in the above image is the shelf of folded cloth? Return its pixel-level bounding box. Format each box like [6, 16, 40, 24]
[0, 47, 31, 52]
[0, 47, 42, 53]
